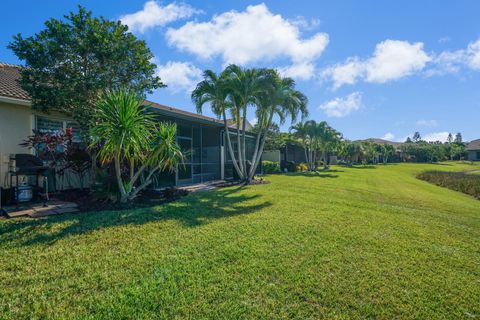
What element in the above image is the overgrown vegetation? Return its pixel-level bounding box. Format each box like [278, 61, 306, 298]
[418, 170, 480, 199]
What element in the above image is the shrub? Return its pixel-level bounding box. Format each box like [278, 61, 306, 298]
[262, 161, 280, 174]
[296, 163, 309, 172]
[417, 171, 480, 199]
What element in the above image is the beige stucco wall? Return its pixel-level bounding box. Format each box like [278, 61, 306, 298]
[0, 100, 34, 188]
[0, 99, 81, 189]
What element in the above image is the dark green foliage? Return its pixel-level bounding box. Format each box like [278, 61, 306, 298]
[8, 6, 163, 130]
[418, 170, 480, 199]
[402, 142, 447, 162]
[262, 160, 280, 174]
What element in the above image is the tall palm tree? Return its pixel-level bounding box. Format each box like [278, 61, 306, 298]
[223, 65, 266, 179]
[191, 70, 244, 180]
[248, 70, 308, 180]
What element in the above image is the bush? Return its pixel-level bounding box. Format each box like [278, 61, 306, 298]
[296, 163, 309, 172]
[262, 161, 280, 174]
[417, 171, 480, 199]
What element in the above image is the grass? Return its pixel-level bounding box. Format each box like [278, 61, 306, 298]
[1, 162, 479, 319]
[418, 170, 480, 199]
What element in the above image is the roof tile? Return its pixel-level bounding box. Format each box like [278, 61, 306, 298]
[0, 63, 30, 100]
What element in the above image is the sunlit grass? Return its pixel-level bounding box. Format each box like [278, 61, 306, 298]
[1, 162, 479, 319]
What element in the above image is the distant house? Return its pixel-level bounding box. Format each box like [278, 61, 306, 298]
[0, 63, 259, 190]
[467, 139, 480, 161]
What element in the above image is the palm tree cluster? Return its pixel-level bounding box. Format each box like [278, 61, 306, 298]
[290, 120, 342, 171]
[192, 65, 308, 183]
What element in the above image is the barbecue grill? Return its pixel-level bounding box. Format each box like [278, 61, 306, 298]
[9, 154, 50, 207]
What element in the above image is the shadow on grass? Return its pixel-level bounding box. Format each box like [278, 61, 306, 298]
[287, 172, 339, 178]
[349, 165, 377, 169]
[1, 186, 271, 247]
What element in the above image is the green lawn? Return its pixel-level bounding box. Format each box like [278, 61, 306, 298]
[1, 162, 479, 319]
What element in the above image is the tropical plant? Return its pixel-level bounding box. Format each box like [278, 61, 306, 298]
[191, 70, 244, 180]
[247, 70, 307, 181]
[193, 66, 307, 183]
[89, 90, 183, 203]
[381, 144, 396, 163]
[291, 120, 341, 170]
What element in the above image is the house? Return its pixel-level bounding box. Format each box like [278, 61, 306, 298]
[0, 63, 259, 190]
[467, 139, 480, 161]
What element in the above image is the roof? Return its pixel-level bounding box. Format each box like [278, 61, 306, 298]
[360, 138, 403, 147]
[467, 139, 480, 150]
[0, 63, 29, 100]
[0, 63, 247, 130]
[144, 100, 224, 126]
[227, 118, 254, 132]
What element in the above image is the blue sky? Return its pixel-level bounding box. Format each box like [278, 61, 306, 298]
[1, 1, 479, 141]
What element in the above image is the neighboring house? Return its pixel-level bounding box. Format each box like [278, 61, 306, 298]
[0, 63, 259, 190]
[0, 63, 80, 190]
[467, 139, 480, 161]
[226, 117, 254, 132]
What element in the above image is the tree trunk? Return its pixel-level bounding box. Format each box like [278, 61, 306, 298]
[222, 111, 243, 180]
[323, 150, 327, 169]
[114, 152, 128, 203]
[235, 109, 244, 179]
[248, 111, 274, 180]
[241, 106, 247, 179]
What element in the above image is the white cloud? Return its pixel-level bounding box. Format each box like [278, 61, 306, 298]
[381, 132, 395, 140]
[416, 119, 438, 127]
[438, 37, 451, 44]
[429, 38, 480, 75]
[156, 61, 202, 93]
[318, 92, 362, 118]
[120, 1, 200, 33]
[166, 3, 329, 79]
[322, 40, 431, 88]
[278, 62, 316, 81]
[423, 131, 450, 142]
[290, 16, 321, 31]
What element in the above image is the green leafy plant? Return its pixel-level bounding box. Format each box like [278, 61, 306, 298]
[296, 163, 309, 172]
[262, 161, 280, 174]
[89, 89, 183, 203]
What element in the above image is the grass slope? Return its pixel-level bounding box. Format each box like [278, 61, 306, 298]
[1, 162, 479, 319]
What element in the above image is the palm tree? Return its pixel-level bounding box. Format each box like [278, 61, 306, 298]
[247, 70, 308, 180]
[291, 120, 316, 170]
[90, 89, 183, 203]
[223, 65, 266, 179]
[316, 122, 342, 169]
[191, 70, 245, 180]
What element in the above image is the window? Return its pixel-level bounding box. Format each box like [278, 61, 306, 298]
[477, 151, 480, 159]
[36, 116, 63, 134]
[36, 116, 82, 142]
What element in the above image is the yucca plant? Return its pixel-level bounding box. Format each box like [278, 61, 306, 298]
[90, 89, 183, 203]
